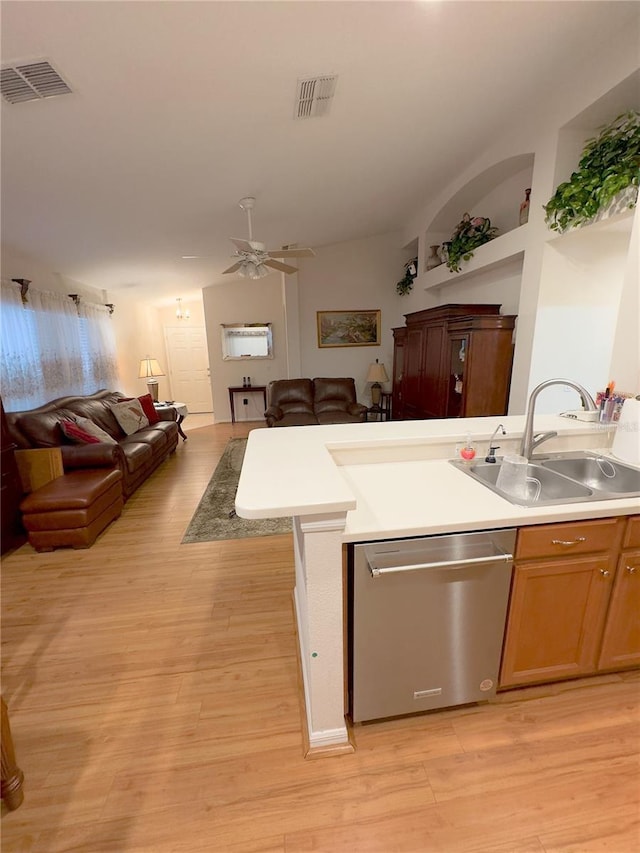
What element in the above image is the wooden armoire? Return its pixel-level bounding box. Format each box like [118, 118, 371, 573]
[391, 304, 516, 420]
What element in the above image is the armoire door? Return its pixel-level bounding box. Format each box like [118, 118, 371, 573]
[421, 324, 446, 418]
[402, 327, 425, 418]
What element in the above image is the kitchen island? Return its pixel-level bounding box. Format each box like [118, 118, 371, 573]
[235, 415, 639, 753]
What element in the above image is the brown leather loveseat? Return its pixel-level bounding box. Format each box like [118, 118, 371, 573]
[264, 378, 368, 427]
[6, 390, 179, 500]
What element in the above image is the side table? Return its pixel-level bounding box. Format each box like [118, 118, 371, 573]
[228, 386, 267, 424]
[154, 402, 188, 441]
[368, 392, 392, 421]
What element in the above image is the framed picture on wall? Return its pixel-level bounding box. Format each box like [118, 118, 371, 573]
[317, 310, 381, 348]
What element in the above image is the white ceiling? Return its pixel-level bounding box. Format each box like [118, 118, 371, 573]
[1, 1, 638, 306]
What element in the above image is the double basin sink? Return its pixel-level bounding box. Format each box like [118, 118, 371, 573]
[450, 451, 640, 507]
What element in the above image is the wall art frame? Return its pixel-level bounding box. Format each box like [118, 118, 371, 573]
[316, 310, 381, 348]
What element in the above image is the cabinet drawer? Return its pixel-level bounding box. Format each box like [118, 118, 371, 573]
[516, 518, 623, 560]
[623, 515, 640, 549]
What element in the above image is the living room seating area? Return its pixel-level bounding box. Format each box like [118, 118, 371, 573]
[3, 390, 180, 551]
[264, 378, 368, 427]
[6, 390, 179, 500]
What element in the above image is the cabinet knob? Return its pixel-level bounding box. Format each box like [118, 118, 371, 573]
[551, 537, 586, 546]
[600, 569, 611, 577]
[627, 566, 637, 575]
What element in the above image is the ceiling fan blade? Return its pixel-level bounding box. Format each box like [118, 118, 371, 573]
[231, 237, 267, 253]
[264, 259, 299, 275]
[222, 261, 243, 274]
[267, 247, 316, 259]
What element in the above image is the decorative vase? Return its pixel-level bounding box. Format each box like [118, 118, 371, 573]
[519, 188, 531, 226]
[425, 245, 442, 271]
[440, 242, 451, 264]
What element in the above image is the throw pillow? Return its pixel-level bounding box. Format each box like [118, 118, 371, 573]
[137, 393, 160, 425]
[60, 417, 117, 445]
[74, 415, 117, 443]
[110, 399, 150, 435]
[119, 394, 160, 425]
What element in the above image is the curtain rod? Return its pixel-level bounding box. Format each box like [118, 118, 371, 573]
[11, 278, 30, 304]
[67, 293, 115, 314]
[6, 278, 115, 313]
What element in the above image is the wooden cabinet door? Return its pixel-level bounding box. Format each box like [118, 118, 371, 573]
[391, 328, 406, 420]
[623, 515, 640, 549]
[460, 325, 515, 417]
[402, 327, 425, 419]
[500, 556, 615, 688]
[598, 550, 640, 671]
[421, 324, 445, 418]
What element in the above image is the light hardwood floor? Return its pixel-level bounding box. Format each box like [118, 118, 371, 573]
[1, 422, 639, 852]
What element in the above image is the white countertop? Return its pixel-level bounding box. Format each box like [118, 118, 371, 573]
[235, 415, 638, 542]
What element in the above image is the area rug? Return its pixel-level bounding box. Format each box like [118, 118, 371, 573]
[182, 437, 292, 543]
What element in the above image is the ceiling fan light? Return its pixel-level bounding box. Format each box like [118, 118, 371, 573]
[238, 261, 270, 280]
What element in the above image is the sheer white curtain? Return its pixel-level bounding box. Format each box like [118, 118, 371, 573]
[0, 282, 120, 411]
[78, 301, 119, 392]
[0, 280, 44, 410]
[28, 288, 85, 398]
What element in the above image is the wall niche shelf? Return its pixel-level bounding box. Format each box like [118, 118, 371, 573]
[422, 224, 527, 290]
[546, 206, 635, 248]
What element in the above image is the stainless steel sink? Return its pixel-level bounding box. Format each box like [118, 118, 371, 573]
[450, 451, 640, 507]
[539, 453, 640, 494]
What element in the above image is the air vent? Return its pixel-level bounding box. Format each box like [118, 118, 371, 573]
[295, 75, 337, 119]
[1, 61, 72, 104]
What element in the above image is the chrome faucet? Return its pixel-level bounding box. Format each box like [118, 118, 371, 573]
[485, 423, 506, 463]
[519, 378, 598, 460]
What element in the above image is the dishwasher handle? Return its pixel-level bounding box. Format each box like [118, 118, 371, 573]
[368, 551, 513, 578]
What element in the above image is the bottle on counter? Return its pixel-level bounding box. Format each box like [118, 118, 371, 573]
[458, 433, 476, 462]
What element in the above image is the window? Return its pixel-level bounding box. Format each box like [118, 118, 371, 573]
[0, 282, 119, 410]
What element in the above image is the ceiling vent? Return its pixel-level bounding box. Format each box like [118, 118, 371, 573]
[295, 75, 337, 119]
[1, 60, 72, 104]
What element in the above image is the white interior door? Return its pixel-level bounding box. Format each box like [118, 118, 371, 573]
[164, 326, 214, 413]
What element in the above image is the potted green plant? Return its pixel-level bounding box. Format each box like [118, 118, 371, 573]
[544, 110, 640, 233]
[445, 214, 498, 273]
[396, 257, 418, 295]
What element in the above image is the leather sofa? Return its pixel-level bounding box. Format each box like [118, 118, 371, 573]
[5, 390, 179, 500]
[264, 378, 368, 427]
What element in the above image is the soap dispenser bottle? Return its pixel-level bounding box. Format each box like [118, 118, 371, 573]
[459, 433, 476, 462]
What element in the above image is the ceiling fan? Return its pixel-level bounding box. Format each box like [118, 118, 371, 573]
[222, 197, 315, 279]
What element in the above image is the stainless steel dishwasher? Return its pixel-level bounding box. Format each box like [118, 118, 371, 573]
[349, 528, 515, 723]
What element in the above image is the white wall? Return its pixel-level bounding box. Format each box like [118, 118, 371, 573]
[298, 231, 407, 405]
[0, 244, 106, 304]
[610, 210, 640, 395]
[202, 274, 287, 422]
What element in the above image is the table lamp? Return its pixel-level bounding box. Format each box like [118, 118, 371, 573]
[366, 359, 389, 407]
[138, 357, 165, 401]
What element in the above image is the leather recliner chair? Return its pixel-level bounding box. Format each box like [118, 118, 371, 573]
[264, 378, 367, 427]
[313, 377, 368, 425]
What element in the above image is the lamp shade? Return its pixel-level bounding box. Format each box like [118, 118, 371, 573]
[366, 360, 389, 384]
[138, 358, 165, 379]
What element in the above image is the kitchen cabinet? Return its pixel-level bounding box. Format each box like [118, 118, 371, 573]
[391, 304, 516, 420]
[598, 514, 640, 670]
[500, 516, 638, 688]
